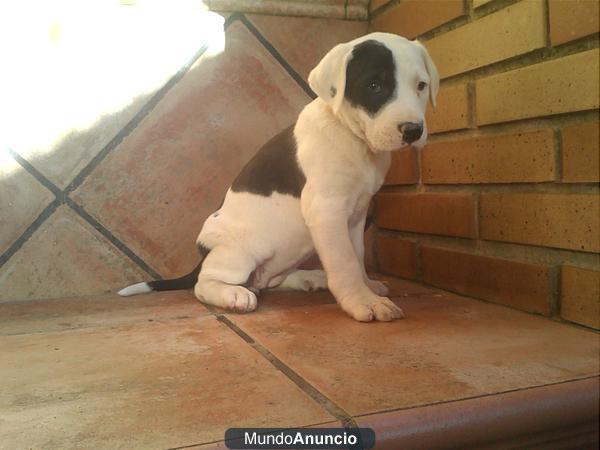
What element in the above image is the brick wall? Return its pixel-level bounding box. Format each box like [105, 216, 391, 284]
[371, 0, 599, 329]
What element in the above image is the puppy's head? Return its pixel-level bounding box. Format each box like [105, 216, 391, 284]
[308, 32, 439, 152]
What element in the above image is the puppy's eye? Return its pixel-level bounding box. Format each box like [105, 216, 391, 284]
[417, 81, 427, 91]
[368, 82, 382, 93]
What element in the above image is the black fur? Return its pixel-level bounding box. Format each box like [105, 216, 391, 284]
[147, 261, 203, 292]
[231, 125, 306, 197]
[345, 40, 396, 116]
[147, 245, 210, 292]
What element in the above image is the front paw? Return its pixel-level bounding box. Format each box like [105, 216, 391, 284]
[339, 293, 404, 322]
[365, 278, 389, 296]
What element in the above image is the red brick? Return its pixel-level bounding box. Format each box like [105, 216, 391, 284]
[371, 0, 464, 39]
[376, 235, 418, 280]
[561, 266, 600, 329]
[422, 246, 551, 315]
[476, 49, 600, 125]
[376, 192, 476, 238]
[425, 0, 545, 79]
[384, 149, 419, 185]
[427, 83, 470, 134]
[480, 193, 600, 253]
[561, 121, 600, 183]
[549, 0, 600, 46]
[422, 129, 555, 184]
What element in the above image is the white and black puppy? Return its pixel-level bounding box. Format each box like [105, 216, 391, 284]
[119, 32, 439, 322]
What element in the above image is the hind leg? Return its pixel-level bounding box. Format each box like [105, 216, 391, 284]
[194, 246, 258, 312]
[274, 269, 328, 292]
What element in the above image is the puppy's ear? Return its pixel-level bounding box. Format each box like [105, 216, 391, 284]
[413, 40, 439, 109]
[308, 43, 353, 114]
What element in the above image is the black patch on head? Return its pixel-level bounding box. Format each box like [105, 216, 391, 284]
[344, 40, 396, 115]
[330, 86, 337, 97]
[231, 125, 306, 197]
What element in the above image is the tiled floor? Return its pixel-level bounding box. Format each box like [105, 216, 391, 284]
[2, 277, 598, 449]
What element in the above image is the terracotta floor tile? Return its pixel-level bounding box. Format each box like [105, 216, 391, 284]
[248, 14, 367, 80]
[228, 294, 599, 416]
[72, 22, 310, 279]
[0, 152, 54, 255]
[0, 291, 208, 336]
[0, 206, 148, 302]
[1, 314, 333, 449]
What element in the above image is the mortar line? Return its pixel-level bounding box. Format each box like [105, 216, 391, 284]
[238, 14, 316, 99]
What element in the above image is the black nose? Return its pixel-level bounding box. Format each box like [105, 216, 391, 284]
[398, 122, 423, 144]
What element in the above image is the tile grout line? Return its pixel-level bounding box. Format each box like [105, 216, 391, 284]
[8, 148, 64, 199]
[237, 14, 317, 100]
[0, 200, 60, 269]
[212, 312, 358, 428]
[4, 147, 162, 279]
[65, 198, 163, 279]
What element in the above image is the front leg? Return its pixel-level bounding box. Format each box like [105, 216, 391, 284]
[302, 195, 403, 322]
[349, 215, 390, 297]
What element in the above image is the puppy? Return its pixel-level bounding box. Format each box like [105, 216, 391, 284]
[119, 32, 439, 322]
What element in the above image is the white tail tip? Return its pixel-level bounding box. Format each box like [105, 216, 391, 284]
[118, 282, 152, 296]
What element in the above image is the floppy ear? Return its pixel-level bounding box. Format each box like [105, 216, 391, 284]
[413, 40, 439, 109]
[308, 42, 353, 114]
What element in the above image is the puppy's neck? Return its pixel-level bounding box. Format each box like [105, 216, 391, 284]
[313, 99, 372, 156]
[336, 104, 367, 142]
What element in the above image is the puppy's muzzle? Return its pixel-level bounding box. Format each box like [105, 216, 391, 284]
[398, 122, 423, 144]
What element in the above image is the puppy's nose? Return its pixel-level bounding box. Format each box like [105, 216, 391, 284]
[398, 122, 423, 144]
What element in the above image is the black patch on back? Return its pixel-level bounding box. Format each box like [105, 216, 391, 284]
[345, 40, 396, 116]
[231, 125, 306, 197]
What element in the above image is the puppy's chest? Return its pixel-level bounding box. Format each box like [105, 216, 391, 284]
[353, 151, 390, 195]
[348, 152, 390, 216]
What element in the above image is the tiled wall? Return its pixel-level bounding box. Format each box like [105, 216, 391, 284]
[0, 11, 367, 302]
[372, 0, 599, 329]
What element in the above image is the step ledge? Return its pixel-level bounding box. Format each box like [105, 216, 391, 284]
[356, 377, 599, 449]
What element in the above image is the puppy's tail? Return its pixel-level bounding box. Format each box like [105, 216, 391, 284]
[118, 261, 203, 297]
